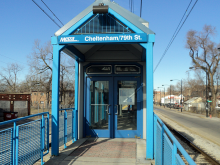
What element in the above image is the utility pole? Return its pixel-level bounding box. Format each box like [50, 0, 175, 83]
[181, 79, 182, 112]
[170, 85, 171, 109]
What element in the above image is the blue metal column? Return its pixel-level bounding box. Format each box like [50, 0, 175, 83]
[142, 34, 155, 160]
[51, 41, 62, 156]
[75, 60, 79, 140]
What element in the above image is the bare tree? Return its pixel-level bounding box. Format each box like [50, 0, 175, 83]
[0, 63, 23, 92]
[28, 40, 53, 106]
[186, 25, 220, 115]
[28, 39, 75, 107]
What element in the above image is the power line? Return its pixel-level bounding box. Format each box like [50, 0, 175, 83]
[140, 0, 142, 17]
[0, 54, 27, 65]
[153, 0, 198, 73]
[32, 0, 61, 28]
[40, 0, 64, 26]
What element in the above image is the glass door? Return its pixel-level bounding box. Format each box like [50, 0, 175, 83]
[85, 77, 113, 138]
[113, 77, 142, 138]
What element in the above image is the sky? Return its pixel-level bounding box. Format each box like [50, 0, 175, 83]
[0, 0, 220, 89]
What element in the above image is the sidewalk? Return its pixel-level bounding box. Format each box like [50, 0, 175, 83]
[36, 138, 154, 165]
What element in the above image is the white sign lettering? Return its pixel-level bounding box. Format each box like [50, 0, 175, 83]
[60, 37, 79, 42]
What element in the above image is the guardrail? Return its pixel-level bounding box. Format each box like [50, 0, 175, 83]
[154, 113, 196, 165]
[0, 112, 49, 165]
[59, 108, 78, 149]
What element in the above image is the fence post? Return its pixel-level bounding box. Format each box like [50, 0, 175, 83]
[64, 110, 67, 149]
[41, 114, 45, 164]
[47, 113, 49, 151]
[73, 110, 77, 141]
[154, 115, 157, 159]
[76, 110, 78, 141]
[13, 122, 16, 165]
[15, 126, 19, 165]
[172, 143, 177, 165]
[72, 110, 74, 143]
[161, 123, 164, 165]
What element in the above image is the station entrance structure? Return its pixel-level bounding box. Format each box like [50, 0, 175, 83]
[51, 0, 155, 159]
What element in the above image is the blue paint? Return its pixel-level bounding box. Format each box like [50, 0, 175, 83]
[101, 84, 105, 120]
[15, 126, 19, 165]
[85, 77, 113, 138]
[41, 115, 45, 164]
[142, 42, 154, 159]
[65, 45, 85, 61]
[76, 110, 78, 140]
[95, 82, 99, 123]
[13, 122, 16, 165]
[154, 114, 196, 165]
[62, 11, 94, 35]
[58, 33, 147, 44]
[51, 44, 61, 156]
[172, 144, 177, 165]
[0, 112, 50, 165]
[74, 60, 79, 140]
[109, 8, 144, 33]
[74, 13, 132, 34]
[113, 76, 142, 138]
[64, 110, 67, 149]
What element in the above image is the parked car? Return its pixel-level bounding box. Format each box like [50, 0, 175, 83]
[166, 103, 175, 108]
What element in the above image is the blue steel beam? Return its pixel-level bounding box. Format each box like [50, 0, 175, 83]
[74, 60, 79, 141]
[141, 34, 155, 160]
[51, 44, 64, 156]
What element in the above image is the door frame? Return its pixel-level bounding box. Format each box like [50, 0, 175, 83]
[85, 76, 113, 138]
[113, 76, 143, 138]
[83, 63, 143, 138]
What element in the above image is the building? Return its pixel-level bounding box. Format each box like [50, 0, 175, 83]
[161, 95, 185, 104]
[50, 0, 155, 159]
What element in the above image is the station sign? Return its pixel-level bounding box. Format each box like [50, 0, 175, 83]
[58, 33, 147, 44]
[115, 65, 140, 74]
[86, 65, 112, 74]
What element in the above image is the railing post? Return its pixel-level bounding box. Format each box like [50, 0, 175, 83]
[64, 110, 67, 149]
[41, 114, 45, 165]
[161, 123, 164, 165]
[76, 110, 78, 141]
[172, 144, 177, 165]
[15, 126, 19, 165]
[72, 110, 74, 143]
[73, 110, 77, 141]
[47, 113, 49, 151]
[154, 115, 157, 159]
[13, 122, 16, 165]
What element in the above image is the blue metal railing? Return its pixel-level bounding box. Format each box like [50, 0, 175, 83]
[59, 108, 78, 149]
[0, 112, 49, 165]
[154, 113, 196, 165]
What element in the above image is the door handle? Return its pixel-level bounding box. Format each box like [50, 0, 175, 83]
[115, 105, 118, 115]
[106, 104, 111, 115]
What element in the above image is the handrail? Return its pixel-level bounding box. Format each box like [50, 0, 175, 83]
[58, 108, 78, 149]
[59, 108, 75, 111]
[154, 113, 196, 165]
[0, 112, 49, 165]
[0, 112, 49, 126]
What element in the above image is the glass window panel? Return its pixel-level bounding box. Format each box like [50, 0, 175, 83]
[89, 81, 109, 130]
[117, 81, 137, 130]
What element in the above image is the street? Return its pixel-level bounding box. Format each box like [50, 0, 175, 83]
[154, 106, 220, 146]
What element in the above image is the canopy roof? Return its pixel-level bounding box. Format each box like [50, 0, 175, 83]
[55, 0, 154, 36]
[52, 0, 155, 62]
